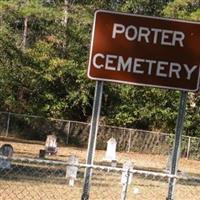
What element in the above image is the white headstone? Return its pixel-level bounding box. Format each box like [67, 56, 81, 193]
[104, 137, 117, 162]
[45, 135, 57, 148]
[45, 135, 57, 154]
[121, 161, 133, 185]
[66, 155, 79, 186]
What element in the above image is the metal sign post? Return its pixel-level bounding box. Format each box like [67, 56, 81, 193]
[167, 91, 188, 200]
[81, 81, 104, 200]
[85, 9, 199, 200]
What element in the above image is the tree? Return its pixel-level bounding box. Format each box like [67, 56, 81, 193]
[0, 0, 200, 137]
[121, 0, 168, 16]
[163, 0, 200, 20]
[163, 0, 200, 137]
[0, 0, 96, 119]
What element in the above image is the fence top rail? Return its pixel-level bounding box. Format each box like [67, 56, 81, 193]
[0, 155, 178, 179]
[1, 111, 200, 140]
[0, 111, 88, 125]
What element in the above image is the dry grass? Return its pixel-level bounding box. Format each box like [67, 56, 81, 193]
[0, 138, 199, 200]
[0, 169, 199, 200]
[0, 139, 199, 176]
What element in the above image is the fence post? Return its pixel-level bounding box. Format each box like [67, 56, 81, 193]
[5, 112, 11, 137]
[186, 136, 191, 159]
[121, 169, 130, 200]
[127, 130, 132, 152]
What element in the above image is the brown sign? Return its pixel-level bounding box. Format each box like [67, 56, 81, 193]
[88, 10, 200, 91]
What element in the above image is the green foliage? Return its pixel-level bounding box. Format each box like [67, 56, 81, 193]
[163, 0, 200, 20]
[105, 85, 180, 132]
[163, 0, 200, 137]
[121, 0, 167, 16]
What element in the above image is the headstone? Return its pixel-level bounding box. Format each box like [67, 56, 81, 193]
[1, 144, 13, 158]
[39, 149, 46, 159]
[104, 137, 117, 162]
[45, 135, 57, 155]
[66, 155, 79, 186]
[0, 144, 13, 169]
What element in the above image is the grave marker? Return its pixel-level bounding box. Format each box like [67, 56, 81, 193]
[1, 144, 13, 158]
[45, 135, 57, 155]
[39, 149, 46, 159]
[0, 144, 13, 169]
[104, 137, 117, 162]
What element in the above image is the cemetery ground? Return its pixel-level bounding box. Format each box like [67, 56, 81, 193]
[0, 137, 200, 200]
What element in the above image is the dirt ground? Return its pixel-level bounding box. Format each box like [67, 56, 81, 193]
[0, 138, 199, 200]
[0, 138, 199, 176]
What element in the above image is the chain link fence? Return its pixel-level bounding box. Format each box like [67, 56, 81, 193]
[0, 155, 199, 200]
[0, 113, 199, 200]
[0, 111, 200, 160]
[0, 111, 199, 199]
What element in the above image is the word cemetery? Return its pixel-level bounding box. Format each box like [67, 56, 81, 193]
[92, 53, 197, 81]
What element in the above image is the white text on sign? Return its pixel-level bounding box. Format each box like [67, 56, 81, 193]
[93, 54, 198, 80]
[112, 23, 185, 47]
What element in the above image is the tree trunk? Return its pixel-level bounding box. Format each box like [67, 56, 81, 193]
[21, 16, 28, 50]
[63, 0, 68, 25]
